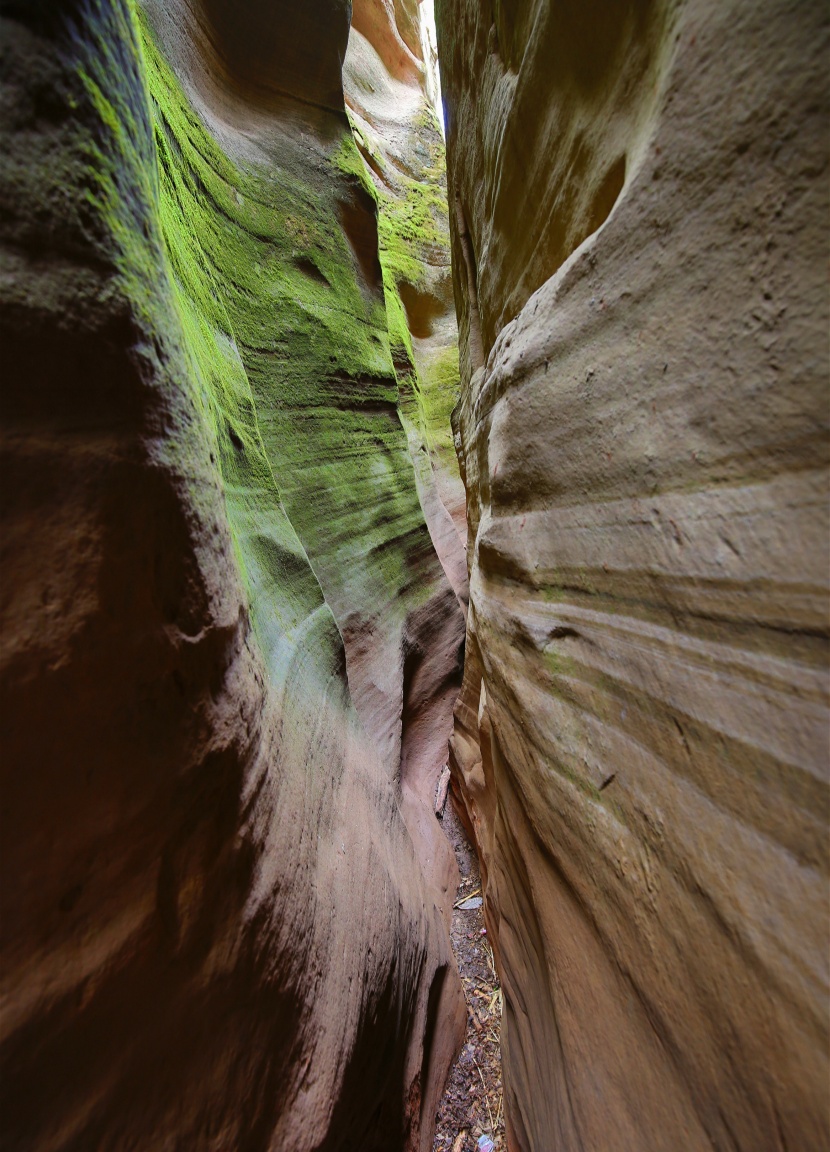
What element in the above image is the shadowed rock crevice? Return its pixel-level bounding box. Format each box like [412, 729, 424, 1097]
[398, 279, 446, 340]
[441, 0, 676, 361]
[338, 185, 386, 295]
[199, 0, 352, 109]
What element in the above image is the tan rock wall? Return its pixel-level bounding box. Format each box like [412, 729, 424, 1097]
[436, 0, 830, 1147]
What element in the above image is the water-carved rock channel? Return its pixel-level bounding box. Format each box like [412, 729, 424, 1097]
[0, 1, 827, 1151]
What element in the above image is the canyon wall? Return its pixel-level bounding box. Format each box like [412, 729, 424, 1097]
[343, 0, 470, 900]
[346, 0, 468, 556]
[436, 0, 829, 1149]
[0, 1, 464, 1148]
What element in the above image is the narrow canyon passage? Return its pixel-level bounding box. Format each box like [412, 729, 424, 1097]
[433, 800, 506, 1152]
[0, 1, 827, 1151]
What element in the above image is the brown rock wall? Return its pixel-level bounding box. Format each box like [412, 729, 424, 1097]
[437, 0, 830, 1148]
[0, 1, 464, 1148]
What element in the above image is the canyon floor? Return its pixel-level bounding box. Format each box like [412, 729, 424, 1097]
[433, 803, 505, 1152]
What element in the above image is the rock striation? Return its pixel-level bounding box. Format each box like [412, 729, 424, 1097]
[345, 0, 468, 592]
[436, 0, 830, 1149]
[342, 4, 470, 1021]
[0, 1, 464, 1148]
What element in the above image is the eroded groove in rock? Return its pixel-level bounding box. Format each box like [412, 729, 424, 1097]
[0, 1, 467, 1148]
[436, 0, 829, 1149]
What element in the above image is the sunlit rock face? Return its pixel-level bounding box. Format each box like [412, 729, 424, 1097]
[436, 0, 829, 1149]
[0, 1, 464, 1148]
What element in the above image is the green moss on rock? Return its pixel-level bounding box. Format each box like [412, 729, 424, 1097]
[132, 4, 446, 668]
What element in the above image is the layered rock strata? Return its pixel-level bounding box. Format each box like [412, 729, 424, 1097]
[436, 0, 830, 1149]
[0, 1, 464, 1148]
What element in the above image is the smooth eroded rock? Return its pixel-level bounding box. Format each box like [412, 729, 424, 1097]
[436, 0, 830, 1148]
[0, 1, 465, 1147]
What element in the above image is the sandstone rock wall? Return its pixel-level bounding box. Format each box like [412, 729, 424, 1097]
[345, 0, 468, 578]
[0, 1, 464, 1148]
[436, 0, 830, 1148]
[342, 3, 470, 989]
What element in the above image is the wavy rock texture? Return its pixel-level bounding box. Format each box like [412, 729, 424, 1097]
[0, 1, 463, 1148]
[436, 0, 830, 1149]
[342, 10, 470, 1046]
[345, 0, 468, 591]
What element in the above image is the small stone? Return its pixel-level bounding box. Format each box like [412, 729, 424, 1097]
[458, 896, 483, 910]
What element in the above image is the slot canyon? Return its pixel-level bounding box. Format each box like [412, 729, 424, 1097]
[0, 0, 827, 1150]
